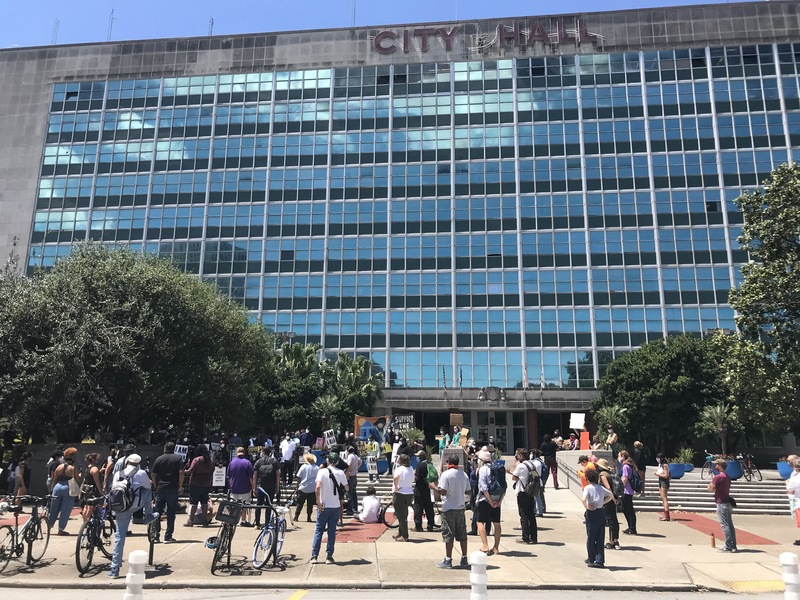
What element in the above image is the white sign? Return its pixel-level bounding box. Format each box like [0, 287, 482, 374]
[569, 413, 586, 430]
[175, 444, 189, 461]
[212, 466, 226, 487]
[367, 455, 377, 476]
[323, 429, 337, 449]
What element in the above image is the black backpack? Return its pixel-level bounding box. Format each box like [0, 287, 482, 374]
[521, 461, 542, 498]
[487, 460, 507, 497]
[257, 457, 277, 481]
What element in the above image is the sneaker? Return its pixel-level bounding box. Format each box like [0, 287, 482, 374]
[240, 521, 252, 528]
[414, 526, 424, 532]
[164, 535, 176, 543]
[308, 556, 318, 564]
[107, 570, 120, 578]
[152, 536, 161, 544]
[589, 562, 605, 569]
[614, 542, 621, 550]
[436, 558, 453, 569]
[459, 556, 469, 568]
[184, 520, 194, 527]
[517, 539, 531, 545]
[326, 556, 335, 564]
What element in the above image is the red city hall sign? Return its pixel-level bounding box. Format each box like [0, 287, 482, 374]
[373, 18, 600, 55]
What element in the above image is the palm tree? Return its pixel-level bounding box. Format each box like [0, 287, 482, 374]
[330, 353, 384, 416]
[594, 404, 628, 431]
[311, 394, 344, 433]
[695, 402, 741, 455]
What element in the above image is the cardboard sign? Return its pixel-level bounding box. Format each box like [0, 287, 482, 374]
[212, 466, 226, 487]
[366, 455, 377, 476]
[450, 413, 464, 429]
[210, 442, 220, 453]
[175, 444, 188, 462]
[315, 437, 324, 449]
[323, 429, 337, 449]
[459, 427, 469, 448]
[391, 442, 400, 465]
[569, 413, 586, 430]
[440, 447, 468, 473]
[355, 440, 368, 457]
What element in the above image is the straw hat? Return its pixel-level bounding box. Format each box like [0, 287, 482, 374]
[304, 453, 317, 464]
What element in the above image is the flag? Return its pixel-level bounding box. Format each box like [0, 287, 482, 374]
[442, 367, 447, 393]
[459, 368, 463, 389]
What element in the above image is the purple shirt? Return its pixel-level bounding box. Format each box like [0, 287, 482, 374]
[622, 463, 634, 496]
[712, 472, 731, 503]
[227, 456, 254, 494]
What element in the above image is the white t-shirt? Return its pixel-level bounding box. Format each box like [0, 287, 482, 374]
[531, 458, 545, 477]
[583, 482, 612, 510]
[358, 494, 381, 523]
[438, 466, 470, 512]
[315, 466, 347, 509]
[393, 465, 414, 494]
[513, 460, 536, 494]
[280, 439, 296, 462]
[346, 453, 362, 477]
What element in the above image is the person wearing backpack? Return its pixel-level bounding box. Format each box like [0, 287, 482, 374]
[582, 467, 614, 568]
[476, 448, 504, 555]
[252, 446, 280, 528]
[619, 450, 638, 535]
[413, 449, 437, 532]
[596, 458, 622, 550]
[510, 448, 538, 544]
[108, 454, 159, 578]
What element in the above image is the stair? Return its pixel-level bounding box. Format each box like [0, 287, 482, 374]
[557, 458, 790, 515]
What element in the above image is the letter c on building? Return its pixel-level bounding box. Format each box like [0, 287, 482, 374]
[374, 31, 397, 54]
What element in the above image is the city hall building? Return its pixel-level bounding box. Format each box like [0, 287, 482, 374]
[0, 1, 798, 449]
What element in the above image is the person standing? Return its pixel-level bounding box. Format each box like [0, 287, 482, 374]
[309, 452, 348, 564]
[392, 453, 415, 542]
[619, 450, 638, 535]
[531, 449, 546, 516]
[510, 448, 538, 545]
[438, 426, 451, 456]
[655, 452, 671, 521]
[108, 454, 159, 578]
[344, 446, 362, 516]
[582, 468, 614, 568]
[708, 458, 737, 552]
[476, 448, 503, 555]
[633, 441, 649, 496]
[605, 426, 619, 458]
[279, 433, 297, 498]
[434, 454, 471, 569]
[13, 451, 32, 506]
[150, 442, 185, 543]
[80, 453, 103, 521]
[786, 457, 800, 546]
[252, 446, 280, 528]
[414, 449, 437, 532]
[595, 458, 621, 550]
[539, 434, 560, 490]
[227, 447, 255, 527]
[185, 443, 214, 526]
[48, 447, 80, 535]
[294, 453, 319, 522]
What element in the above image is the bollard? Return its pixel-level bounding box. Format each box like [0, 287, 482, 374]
[780, 552, 799, 600]
[123, 550, 148, 600]
[469, 550, 488, 600]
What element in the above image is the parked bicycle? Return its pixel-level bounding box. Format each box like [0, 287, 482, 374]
[0, 495, 51, 573]
[206, 494, 246, 574]
[378, 495, 399, 529]
[252, 487, 293, 568]
[736, 452, 762, 482]
[75, 495, 116, 574]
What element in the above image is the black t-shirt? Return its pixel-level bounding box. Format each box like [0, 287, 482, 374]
[414, 460, 428, 488]
[253, 456, 280, 491]
[151, 453, 184, 490]
[539, 441, 559, 461]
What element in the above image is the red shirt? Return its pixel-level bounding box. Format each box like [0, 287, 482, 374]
[712, 472, 731, 503]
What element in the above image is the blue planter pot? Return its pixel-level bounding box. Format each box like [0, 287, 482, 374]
[726, 460, 743, 481]
[778, 461, 793, 480]
[668, 463, 686, 479]
[683, 463, 694, 473]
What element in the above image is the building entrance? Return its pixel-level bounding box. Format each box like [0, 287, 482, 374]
[476, 410, 509, 453]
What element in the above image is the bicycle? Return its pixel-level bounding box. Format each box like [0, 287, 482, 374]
[0, 495, 51, 573]
[378, 495, 399, 529]
[252, 487, 292, 568]
[736, 452, 762, 482]
[206, 494, 245, 574]
[700, 450, 719, 480]
[75, 495, 116, 574]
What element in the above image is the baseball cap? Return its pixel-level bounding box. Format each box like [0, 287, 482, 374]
[578, 455, 590, 463]
[127, 454, 142, 465]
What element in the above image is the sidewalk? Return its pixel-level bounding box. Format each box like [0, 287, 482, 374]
[1, 481, 797, 592]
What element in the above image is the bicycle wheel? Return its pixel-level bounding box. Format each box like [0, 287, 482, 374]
[381, 502, 399, 529]
[0, 525, 14, 574]
[275, 520, 286, 558]
[742, 463, 752, 481]
[700, 461, 713, 480]
[211, 525, 231, 574]
[75, 521, 95, 574]
[147, 515, 160, 544]
[98, 515, 115, 559]
[26, 516, 50, 564]
[751, 463, 763, 482]
[252, 526, 274, 569]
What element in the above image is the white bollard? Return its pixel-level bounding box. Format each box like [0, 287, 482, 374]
[469, 550, 489, 600]
[780, 552, 800, 600]
[123, 550, 148, 600]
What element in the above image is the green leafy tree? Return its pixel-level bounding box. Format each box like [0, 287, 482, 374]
[322, 353, 384, 430]
[311, 394, 345, 433]
[263, 342, 325, 434]
[0, 244, 271, 441]
[728, 163, 800, 432]
[595, 335, 728, 452]
[593, 405, 629, 432]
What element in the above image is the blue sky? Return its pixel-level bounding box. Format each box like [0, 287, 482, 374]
[2, 0, 733, 48]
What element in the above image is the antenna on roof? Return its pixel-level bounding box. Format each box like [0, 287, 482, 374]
[51, 18, 60, 45]
[209, 17, 214, 36]
[351, 0, 356, 27]
[106, 9, 117, 42]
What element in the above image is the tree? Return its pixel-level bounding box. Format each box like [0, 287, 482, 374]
[322, 353, 384, 430]
[593, 405, 629, 432]
[311, 394, 345, 433]
[595, 335, 728, 452]
[0, 244, 271, 441]
[695, 402, 741, 455]
[728, 163, 800, 433]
